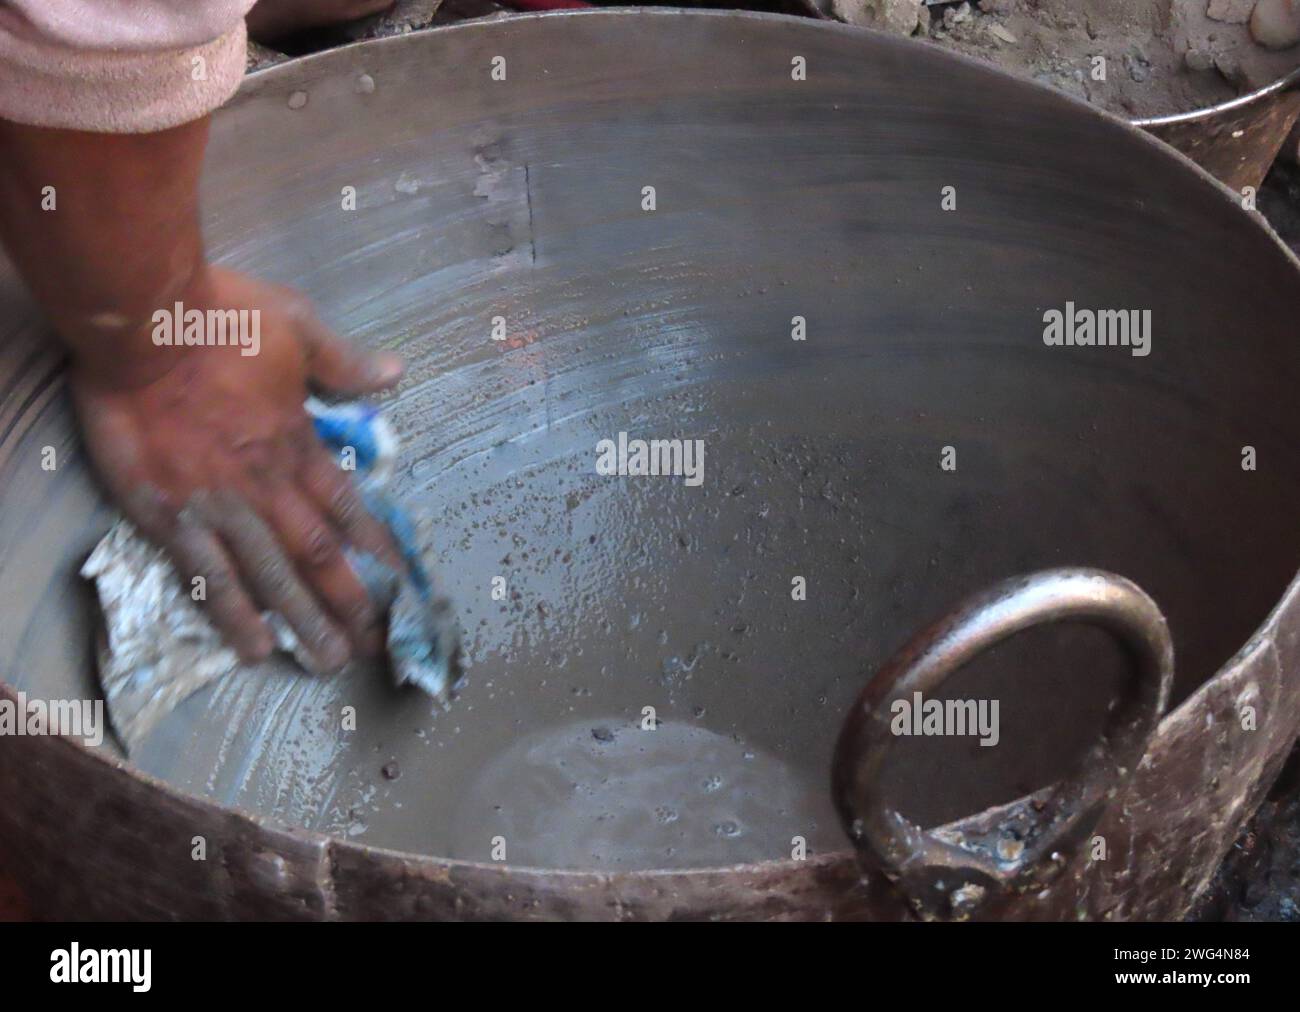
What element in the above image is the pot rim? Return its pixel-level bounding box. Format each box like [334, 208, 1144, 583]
[1132, 64, 1300, 129]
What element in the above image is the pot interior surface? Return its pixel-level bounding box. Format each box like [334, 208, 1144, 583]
[2, 12, 1299, 871]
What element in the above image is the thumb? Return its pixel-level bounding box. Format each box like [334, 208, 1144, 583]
[296, 309, 404, 396]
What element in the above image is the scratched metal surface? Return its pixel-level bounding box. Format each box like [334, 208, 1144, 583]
[2, 12, 1300, 916]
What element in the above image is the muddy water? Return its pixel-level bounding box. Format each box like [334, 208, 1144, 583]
[445, 720, 832, 868]
[3, 13, 1300, 873]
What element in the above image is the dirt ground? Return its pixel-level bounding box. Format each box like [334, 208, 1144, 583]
[835, 0, 1300, 117]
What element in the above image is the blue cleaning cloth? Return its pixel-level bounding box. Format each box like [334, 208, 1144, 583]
[307, 399, 460, 700]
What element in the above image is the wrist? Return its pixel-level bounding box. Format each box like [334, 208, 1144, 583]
[64, 261, 213, 392]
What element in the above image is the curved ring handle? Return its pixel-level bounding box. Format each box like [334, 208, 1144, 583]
[831, 568, 1174, 920]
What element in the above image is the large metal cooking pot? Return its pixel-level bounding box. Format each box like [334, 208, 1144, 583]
[2, 10, 1300, 921]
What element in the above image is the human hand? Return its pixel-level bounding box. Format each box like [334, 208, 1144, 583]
[70, 265, 405, 672]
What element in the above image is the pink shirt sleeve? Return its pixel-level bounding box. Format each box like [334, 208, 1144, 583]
[0, 1, 258, 133]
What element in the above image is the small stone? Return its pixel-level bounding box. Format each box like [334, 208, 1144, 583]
[1207, 0, 1256, 23]
[1215, 52, 1244, 81]
[1127, 51, 1152, 83]
[1185, 48, 1216, 72]
[591, 726, 615, 743]
[287, 90, 308, 110]
[1250, 0, 1300, 49]
[988, 23, 1018, 44]
[830, 0, 924, 35]
[381, 760, 401, 781]
[944, 2, 973, 28]
[355, 73, 376, 95]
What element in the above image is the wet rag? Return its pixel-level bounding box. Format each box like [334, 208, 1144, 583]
[81, 399, 461, 753]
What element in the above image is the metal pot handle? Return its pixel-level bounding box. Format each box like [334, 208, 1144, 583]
[831, 568, 1174, 920]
